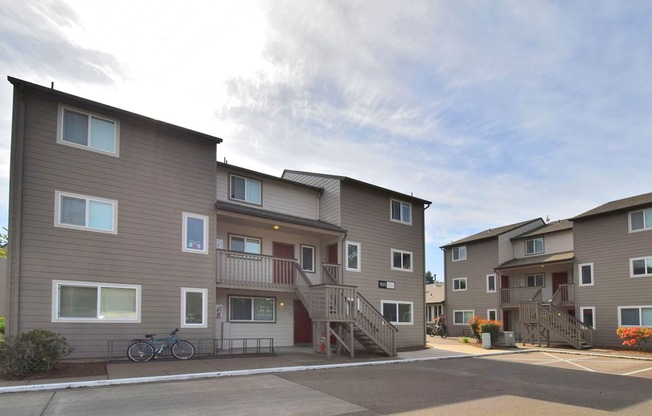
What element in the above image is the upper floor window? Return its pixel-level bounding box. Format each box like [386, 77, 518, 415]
[229, 235, 261, 254]
[630, 208, 652, 232]
[182, 212, 208, 254]
[526, 273, 544, 287]
[390, 199, 412, 225]
[452, 246, 467, 262]
[486, 274, 496, 293]
[525, 237, 544, 255]
[391, 249, 413, 272]
[301, 245, 315, 273]
[630, 256, 652, 278]
[55, 191, 117, 234]
[579, 263, 594, 286]
[58, 106, 119, 156]
[52, 280, 140, 323]
[346, 241, 361, 272]
[453, 277, 467, 291]
[230, 174, 261, 205]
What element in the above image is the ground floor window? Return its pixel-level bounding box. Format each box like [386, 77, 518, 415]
[618, 306, 652, 327]
[382, 300, 413, 324]
[453, 310, 474, 325]
[487, 309, 498, 321]
[229, 296, 275, 322]
[52, 280, 140, 322]
[580, 306, 595, 329]
[427, 304, 443, 321]
[181, 288, 208, 328]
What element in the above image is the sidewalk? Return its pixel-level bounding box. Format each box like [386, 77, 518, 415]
[1, 337, 650, 393]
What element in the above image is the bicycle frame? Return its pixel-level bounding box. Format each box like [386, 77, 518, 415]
[147, 332, 179, 355]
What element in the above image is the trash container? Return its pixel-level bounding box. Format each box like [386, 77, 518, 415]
[482, 332, 492, 349]
[502, 331, 515, 347]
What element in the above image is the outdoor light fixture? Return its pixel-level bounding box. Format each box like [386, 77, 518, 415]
[273, 224, 280, 230]
[279, 301, 285, 307]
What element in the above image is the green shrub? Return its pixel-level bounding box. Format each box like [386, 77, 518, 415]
[0, 329, 73, 378]
[0, 317, 5, 335]
[460, 336, 470, 344]
[480, 321, 502, 345]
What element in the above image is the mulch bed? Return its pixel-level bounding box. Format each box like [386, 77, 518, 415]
[0, 361, 107, 381]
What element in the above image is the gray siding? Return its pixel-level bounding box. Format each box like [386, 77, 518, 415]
[282, 173, 341, 226]
[444, 239, 500, 336]
[339, 182, 426, 348]
[12, 88, 218, 358]
[574, 211, 652, 347]
[513, 230, 573, 259]
[498, 220, 543, 264]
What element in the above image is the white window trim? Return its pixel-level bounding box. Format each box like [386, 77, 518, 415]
[181, 287, 208, 328]
[525, 237, 544, 256]
[57, 104, 120, 156]
[578, 263, 595, 286]
[452, 246, 467, 262]
[182, 212, 209, 254]
[630, 256, 652, 278]
[381, 300, 414, 325]
[453, 309, 475, 325]
[629, 208, 652, 233]
[487, 309, 498, 321]
[301, 244, 315, 273]
[390, 198, 412, 225]
[51, 279, 141, 323]
[229, 174, 262, 205]
[580, 306, 596, 329]
[54, 190, 118, 234]
[486, 274, 496, 293]
[618, 305, 652, 327]
[229, 234, 262, 254]
[228, 296, 276, 323]
[390, 248, 413, 272]
[453, 277, 467, 292]
[345, 241, 361, 272]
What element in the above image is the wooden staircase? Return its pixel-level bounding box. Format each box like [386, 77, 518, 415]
[519, 288, 593, 350]
[294, 263, 397, 357]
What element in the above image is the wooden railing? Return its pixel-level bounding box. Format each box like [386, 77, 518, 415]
[550, 284, 574, 306]
[308, 285, 357, 321]
[538, 303, 593, 349]
[501, 287, 542, 306]
[322, 264, 340, 284]
[355, 293, 397, 356]
[216, 250, 298, 290]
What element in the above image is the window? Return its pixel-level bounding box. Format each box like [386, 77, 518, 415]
[391, 249, 413, 271]
[52, 280, 140, 322]
[390, 199, 412, 225]
[487, 309, 498, 321]
[182, 213, 208, 254]
[453, 277, 467, 291]
[229, 296, 275, 322]
[426, 304, 443, 322]
[381, 300, 413, 324]
[486, 274, 496, 293]
[579, 263, 594, 286]
[230, 175, 261, 205]
[452, 246, 467, 262]
[618, 306, 652, 327]
[58, 106, 118, 155]
[229, 235, 262, 254]
[346, 241, 361, 272]
[181, 288, 208, 328]
[580, 307, 595, 329]
[630, 208, 652, 232]
[301, 245, 315, 272]
[630, 257, 652, 277]
[454, 310, 474, 325]
[55, 191, 117, 234]
[526, 237, 544, 255]
[526, 274, 544, 287]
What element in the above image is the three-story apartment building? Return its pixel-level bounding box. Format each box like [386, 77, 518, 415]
[5, 77, 430, 358]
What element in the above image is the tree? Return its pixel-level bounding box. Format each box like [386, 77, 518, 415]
[0, 227, 7, 258]
[425, 270, 435, 284]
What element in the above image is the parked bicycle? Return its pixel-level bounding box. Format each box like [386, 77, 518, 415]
[127, 328, 195, 362]
[426, 316, 448, 339]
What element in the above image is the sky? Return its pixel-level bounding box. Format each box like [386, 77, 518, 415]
[1, 0, 651, 281]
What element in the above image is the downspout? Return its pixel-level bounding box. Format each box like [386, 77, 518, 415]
[422, 202, 431, 346]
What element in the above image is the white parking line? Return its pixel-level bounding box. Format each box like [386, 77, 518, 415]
[540, 352, 596, 372]
[623, 366, 652, 376]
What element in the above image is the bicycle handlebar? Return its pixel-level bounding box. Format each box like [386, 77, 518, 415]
[170, 328, 179, 336]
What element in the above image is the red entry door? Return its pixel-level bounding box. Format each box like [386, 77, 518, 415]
[273, 242, 294, 284]
[552, 272, 568, 302]
[294, 300, 312, 344]
[327, 244, 338, 264]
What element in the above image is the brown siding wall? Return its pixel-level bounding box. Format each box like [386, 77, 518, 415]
[282, 173, 341, 225]
[13, 88, 218, 358]
[574, 211, 652, 347]
[444, 239, 500, 336]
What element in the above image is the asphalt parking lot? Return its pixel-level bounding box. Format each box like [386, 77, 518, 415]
[479, 351, 652, 379]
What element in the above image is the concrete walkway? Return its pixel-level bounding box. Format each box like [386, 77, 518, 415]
[1, 337, 649, 394]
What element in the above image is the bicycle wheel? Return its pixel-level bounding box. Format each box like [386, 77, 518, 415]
[171, 340, 195, 360]
[440, 330, 449, 339]
[127, 341, 155, 362]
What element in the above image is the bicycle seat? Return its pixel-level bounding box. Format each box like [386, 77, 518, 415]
[145, 334, 155, 338]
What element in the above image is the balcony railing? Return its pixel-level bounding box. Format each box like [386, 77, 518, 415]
[550, 283, 574, 306]
[216, 250, 299, 291]
[500, 287, 542, 307]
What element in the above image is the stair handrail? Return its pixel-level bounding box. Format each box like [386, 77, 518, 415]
[549, 283, 574, 306]
[537, 303, 593, 348]
[356, 292, 399, 333]
[321, 264, 339, 285]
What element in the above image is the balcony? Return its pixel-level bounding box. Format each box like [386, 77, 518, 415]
[216, 250, 339, 291]
[500, 287, 542, 308]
